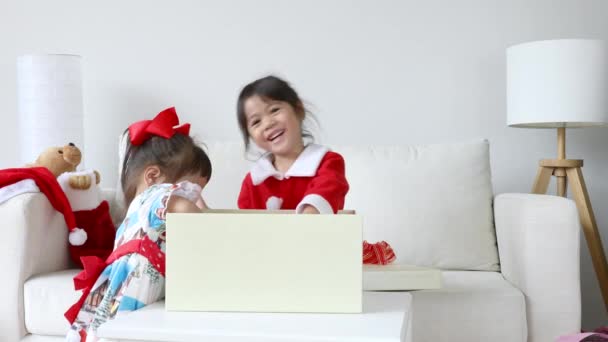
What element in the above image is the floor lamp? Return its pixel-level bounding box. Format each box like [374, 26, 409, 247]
[507, 39, 608, 311]
[17, 54, 84, 165]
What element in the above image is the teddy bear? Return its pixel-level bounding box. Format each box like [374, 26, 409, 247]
[27, 143, 115, 267]
[28, 143, 102, 191]
[28, 143, 82, 178]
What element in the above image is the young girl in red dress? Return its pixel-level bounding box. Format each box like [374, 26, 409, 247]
[236, 75, 349, 214]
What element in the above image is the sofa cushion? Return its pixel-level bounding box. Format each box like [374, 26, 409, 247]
[24, 269, 80, 336]
[204, 141, 498, 271]
[339, 141, 498, 270]
[411, 271, 527, 342]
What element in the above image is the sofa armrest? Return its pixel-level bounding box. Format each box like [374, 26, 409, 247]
[0, 192, 72, 341]
[494, 193, 581, 342]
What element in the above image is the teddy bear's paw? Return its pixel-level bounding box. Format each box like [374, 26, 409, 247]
[94, 170, 101, 184]
[69, 174, 92, 190]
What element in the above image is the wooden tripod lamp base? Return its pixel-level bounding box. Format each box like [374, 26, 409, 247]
[531, 128, 608, 312]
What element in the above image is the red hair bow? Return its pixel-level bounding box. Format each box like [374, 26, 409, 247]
[128, 107, 191, 145]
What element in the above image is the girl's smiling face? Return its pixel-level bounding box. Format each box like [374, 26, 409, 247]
[244, 95, 304, 159]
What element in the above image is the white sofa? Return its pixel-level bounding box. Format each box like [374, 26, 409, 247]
[1, 140, 581, 342]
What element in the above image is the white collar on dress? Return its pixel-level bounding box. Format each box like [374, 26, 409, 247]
[250, 144, 329, 185]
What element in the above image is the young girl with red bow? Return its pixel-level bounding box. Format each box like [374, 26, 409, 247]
[65, 107, 212, 341]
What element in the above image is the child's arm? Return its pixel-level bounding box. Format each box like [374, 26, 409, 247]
[167, 196, 202, 213]
[165, 181, 206, 213]
[296, 152, 349, 214]
[237, 175, 254, 209]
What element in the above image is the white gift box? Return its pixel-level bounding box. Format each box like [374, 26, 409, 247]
[166, 210, 363, 313]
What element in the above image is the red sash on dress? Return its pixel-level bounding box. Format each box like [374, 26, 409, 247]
[64, 236, 165, 324]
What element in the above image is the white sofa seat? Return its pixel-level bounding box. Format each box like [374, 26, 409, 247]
[411, 271, 526, 341]
[24, 270, 80, 337]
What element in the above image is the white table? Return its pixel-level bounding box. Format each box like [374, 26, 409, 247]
[97, 292, 412, 342]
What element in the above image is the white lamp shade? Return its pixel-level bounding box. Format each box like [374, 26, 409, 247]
[507, 39, 608, 128]
[17, 54, 84, 165]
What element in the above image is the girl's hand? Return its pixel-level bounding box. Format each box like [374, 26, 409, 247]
[299, 204, 320, 214]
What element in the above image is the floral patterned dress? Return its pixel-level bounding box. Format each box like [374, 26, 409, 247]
[66, 181, 202, 340]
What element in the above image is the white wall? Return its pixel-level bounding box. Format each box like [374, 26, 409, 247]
[1, 0, 607, 329]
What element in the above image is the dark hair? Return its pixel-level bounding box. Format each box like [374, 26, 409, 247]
[236, 75, 316, 151]
[120, 133, 212, 205]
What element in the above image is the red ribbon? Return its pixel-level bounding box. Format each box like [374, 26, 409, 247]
[64, 237, 165, 325]
[128, 107, 191, 145]
[362, 240, 396, 265]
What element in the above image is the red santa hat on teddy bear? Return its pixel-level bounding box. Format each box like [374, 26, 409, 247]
[26, 144, 90, 246]
[0, 166, 86, 245]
